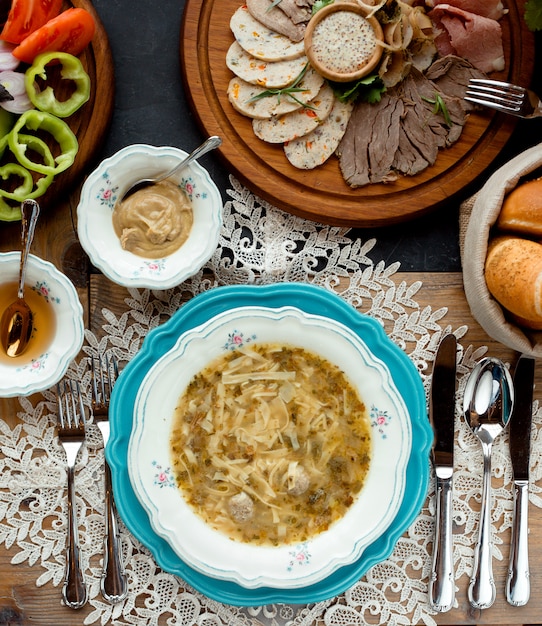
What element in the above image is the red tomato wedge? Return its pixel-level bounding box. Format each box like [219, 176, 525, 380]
[12, 8, 95, 63]
[1, 0, 63, 44]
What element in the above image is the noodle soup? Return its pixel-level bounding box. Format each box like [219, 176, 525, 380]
[170, 343, 372, 546]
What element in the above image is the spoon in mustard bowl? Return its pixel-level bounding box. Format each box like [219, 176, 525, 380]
[0, 199, 40, 358]
[118, 135, 222, 203]
[463, 357, 514, 610]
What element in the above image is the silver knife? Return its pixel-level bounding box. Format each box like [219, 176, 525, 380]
[506, 354, 535, 606]
[428, 333, 457, 612]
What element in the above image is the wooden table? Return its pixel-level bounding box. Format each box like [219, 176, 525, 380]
[1, 187, 541, 626]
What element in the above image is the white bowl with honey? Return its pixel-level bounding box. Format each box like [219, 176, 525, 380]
[0, 252, 84, 397]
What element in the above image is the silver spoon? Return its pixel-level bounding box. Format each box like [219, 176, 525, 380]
[0, 199, 40, 358]
[118, 135, 222, 203]
[463, 357, 514, 610]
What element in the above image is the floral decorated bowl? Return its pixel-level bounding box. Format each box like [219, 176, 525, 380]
[76, 144, 223, 289]
[0, 252, 84, 397]
[128, 304, 412, 589]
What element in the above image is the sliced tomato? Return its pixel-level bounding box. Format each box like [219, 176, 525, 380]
[12, 8, 95, 63]
[0, 0, 63, 44]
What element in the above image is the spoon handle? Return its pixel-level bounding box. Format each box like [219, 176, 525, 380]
[154, 135, 222, 184]
[506, 479, 530, 605]
[468, 440, 496, 609]
[17, 200, 40, 299]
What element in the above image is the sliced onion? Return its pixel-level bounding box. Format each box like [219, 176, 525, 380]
[0, 41, 20, 72]
[0, 71, 33, 114]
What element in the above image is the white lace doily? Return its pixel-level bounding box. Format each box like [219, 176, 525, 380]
[1, 175, 541, 626]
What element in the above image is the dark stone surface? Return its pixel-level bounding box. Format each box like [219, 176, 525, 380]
[91, 0, 542, 272]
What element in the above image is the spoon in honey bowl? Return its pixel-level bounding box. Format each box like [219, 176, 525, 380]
[0, 199, 40, 358]
[118, 135, 222, 203]
[463, 357, 514, 610]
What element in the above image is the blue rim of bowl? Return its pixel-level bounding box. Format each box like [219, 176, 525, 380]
[108, 283, 431, 606]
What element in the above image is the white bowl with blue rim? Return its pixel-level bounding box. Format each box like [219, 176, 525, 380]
[108, 283, 430, 604]
[0, 252, 84, 397]
[76, 144, 223, 289]
[127, 303, 412, 589]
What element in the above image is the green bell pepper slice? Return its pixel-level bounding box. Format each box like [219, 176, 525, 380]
[8, 110, 78, 175]
[25, 51, 91, 118]
[0, 196, 23, 222]
[1, 134, 55, 200]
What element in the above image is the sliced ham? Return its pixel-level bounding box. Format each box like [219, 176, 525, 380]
[429, 4, 505, 73]
[425, 0, 506, 21]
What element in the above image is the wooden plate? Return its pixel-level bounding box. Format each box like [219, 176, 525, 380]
[180, 0, 534, 226]
[2, 0, 114, 215]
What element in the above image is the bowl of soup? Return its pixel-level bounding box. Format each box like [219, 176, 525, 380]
[76, 144, 223, 289]
[127, 304, 413, 589]
[0, 252, 84, 397]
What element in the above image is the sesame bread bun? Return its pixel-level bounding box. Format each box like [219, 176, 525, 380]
[485, 235, 542, 329]
[496, 177, 542, 237]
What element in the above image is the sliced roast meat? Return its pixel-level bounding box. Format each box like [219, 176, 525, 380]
[425, 0, 506, 21]
[337, 93, 403, 187]
[425, 54, 486, 110]
[338, 60, 469, 187]
[277, 0, 312, 24]
[246, 0, 306, 42]
[429, 4, 505, 73]
[393, 126, 431, 176]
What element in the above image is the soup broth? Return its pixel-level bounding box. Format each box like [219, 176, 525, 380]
[170, 343, 372, 546]
[0, 280, 56, 365]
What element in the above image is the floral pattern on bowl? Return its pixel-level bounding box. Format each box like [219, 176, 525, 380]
[0, 253, 84, 398]
[128, 305, 411, 590]
[77, 144, 223, 289]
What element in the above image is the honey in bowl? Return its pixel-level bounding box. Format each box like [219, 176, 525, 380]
[0, 280, 56, 365]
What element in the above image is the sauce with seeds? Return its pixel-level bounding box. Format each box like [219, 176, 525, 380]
[311, 11, 377, 74]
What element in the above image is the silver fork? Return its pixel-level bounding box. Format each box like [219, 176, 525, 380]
[465, 78, 542, 119]
[91, 355, 128, 604]
[56, 379, 88, 609]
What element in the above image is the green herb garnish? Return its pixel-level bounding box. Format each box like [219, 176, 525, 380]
[330, 74, 386, 104]
[525, 0, 542, 30]
[422, 93, 452, 127]
[248, 63, 315, 109]
[312, 0, 334, 15]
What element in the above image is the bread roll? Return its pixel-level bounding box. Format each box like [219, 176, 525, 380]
[485, 235, 542, 329]
[496, 177, 542, 236]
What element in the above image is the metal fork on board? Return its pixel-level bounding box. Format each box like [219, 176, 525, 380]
[56, 379, 88, 609]
[91, 355, 128, 604]
[465, 78, 542, 119]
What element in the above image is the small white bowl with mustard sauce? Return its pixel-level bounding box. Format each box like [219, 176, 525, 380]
[304, 1, 384, 82]
[0, 252, 84, 398]
[77, 144, 223, 289]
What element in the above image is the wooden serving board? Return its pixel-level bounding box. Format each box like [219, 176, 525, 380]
[2, 0, 114, 216]
[180, 0, 534, 227]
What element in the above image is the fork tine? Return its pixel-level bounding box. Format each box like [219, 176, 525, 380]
[469, 78, 527, 93]
[57, 379, 85, 429]
[466, 85, 524, 105]
[465, 78, 527, 115]
[92, 355, 118, 405]
[57, 381, 66, 428]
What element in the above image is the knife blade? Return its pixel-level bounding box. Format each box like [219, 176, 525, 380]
[506, 354, 535, 607]
[428, 333, 457, 612]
